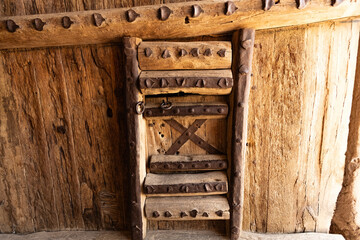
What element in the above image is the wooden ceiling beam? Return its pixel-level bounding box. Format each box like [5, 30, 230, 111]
[0, 0, 359, 49]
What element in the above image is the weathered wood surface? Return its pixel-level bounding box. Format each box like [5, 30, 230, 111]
[243, 20, 360, 233]
[144, 102, 228, 119]
[123, 37, 146, 240]
[145, 196, 230, 220]
[138, 42, 232, 70]
[139, 70, 233, 95]
[146, 95, 228, 157]
[0, 44, 128, 233]
[144, 171, 228, 196]
[0, 230, 346, 239]
[149, 154, 227, 172]
[229, 28, 255, 240]
[1, 0, 360, 49]
[331, 33, 360, 239]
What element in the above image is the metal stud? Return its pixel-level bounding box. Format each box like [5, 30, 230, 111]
[164, 163, 170, 169]
[219, 163, 224, 168]
[5, 20, 19, 33]
[160, 78, 169, 87]
[146, 110, 153, 116]
[33, 18, 46, 31]
[145, 79, 155, 88]
[178, 163, 184, 169]
[204, 183, 212, 192]
[126, 9, 140, 22]
[239, 65, 250, 75]
[196, 79, 205, 87]
[263, 0, 274, 11]
[241, 39, 252, 50]
[218, 108, 224, 114]
[164, 211, 172, 217]
[203, 48, 212, 56]
[296, 0, 310, 9]
[62, 16, 73, 29]
[190, 48, 200, 57]
[189, 108, 195, 113]
[144, 47, 153, 57]
[173, 108, 180, 114]
[190, 209, 198, 218]
[202, 212, 209, 217]
[93, 13, 105, 27]
[204, 108, 210, 113]
[146, 186, 154, 193]
[332, 0, 344, 6]
[176, 78, 185, 86]
[217, 49, 226, 57]
[158, 6, 172, 21]
[218, 78, 229, 88]
[162, 49, 171, 58]
[192, 4, 204, 18]
[225, 1, 238, 16]
[181, 185, 189, 192]
[205, 163, 210, 168]
[215, 210, 223, 217]
[153, 211, 160, 218]
[215, 184, 223, 191]
[180, 211, 188, 218]
[179, 49, 188, 57]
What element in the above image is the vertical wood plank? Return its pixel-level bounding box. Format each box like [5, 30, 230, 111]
[123, 37, 146, 240]
[230, 29, 255, 240]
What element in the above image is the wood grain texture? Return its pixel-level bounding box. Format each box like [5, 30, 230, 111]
[243, 20, 360, 234]
[144, 171, 228, 196]
[0, 1, 360, 49]
[331, 30, 360, 240]
[145, 95, 228, 157]
[139, 70, 233, 95]
[0, 45, 127, 233]
[0, 230, 346, 240]
[138, 42, 232, 70]
[230, 28, 255, 240]
[149, 154, 227, 172]
[123, 37, 146, 240]
[145, 196, 230, 220]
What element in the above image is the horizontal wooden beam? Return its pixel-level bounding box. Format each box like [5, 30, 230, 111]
[145, 196, 230, 220]
[144, 171, 228, 196]
[0, 0, 359, 49]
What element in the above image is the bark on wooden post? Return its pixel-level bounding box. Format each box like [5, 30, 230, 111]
[230, 29, 255, 240]
[123, 37, 146, 240]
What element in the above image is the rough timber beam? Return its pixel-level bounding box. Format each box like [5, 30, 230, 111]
[0, 0, 359, 49]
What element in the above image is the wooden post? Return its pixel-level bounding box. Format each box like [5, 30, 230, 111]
[230, 29, 255, 240]
[123, 37, 146, 240]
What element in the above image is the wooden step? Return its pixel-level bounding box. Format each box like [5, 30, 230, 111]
[149, 155, 228, 173]
[143, 102, 228, 119]
[139, 70, 233, 95]
[145, 195, 230, 220]
[138, 41, 232, 70]
[144, 171, 228, 196]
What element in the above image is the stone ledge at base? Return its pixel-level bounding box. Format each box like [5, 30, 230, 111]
[0, 230, 345, 240]
[241, 231, 345, 240]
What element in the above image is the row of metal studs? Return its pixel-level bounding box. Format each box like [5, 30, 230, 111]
[152, 209, 224, 218]
[4, 0, 345, 33]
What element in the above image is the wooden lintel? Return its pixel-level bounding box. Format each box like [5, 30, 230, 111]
[0, 0, 359, 49]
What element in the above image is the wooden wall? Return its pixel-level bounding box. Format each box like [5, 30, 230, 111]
[331, 34, 360, 240]
[1, 0, 360, 236]
[244, 21, 360, 234]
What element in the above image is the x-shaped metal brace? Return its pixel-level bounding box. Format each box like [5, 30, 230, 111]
[164, 119, 224, 155]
